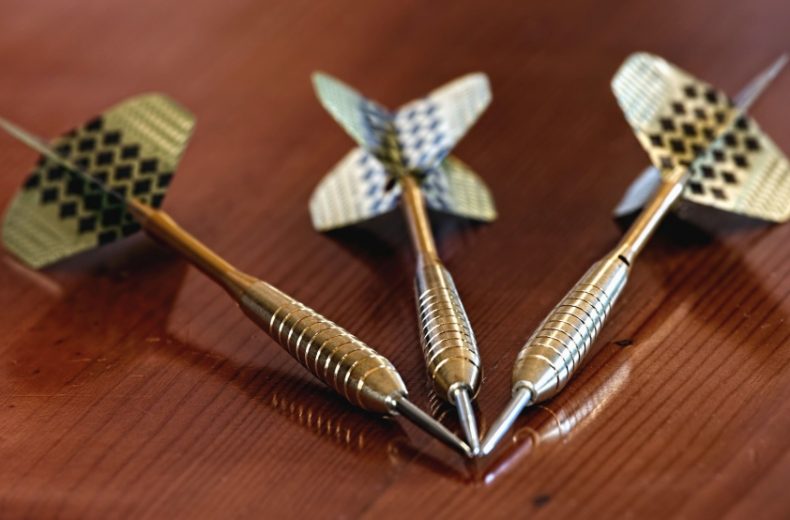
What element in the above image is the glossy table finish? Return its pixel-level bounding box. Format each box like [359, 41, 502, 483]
[1, 0, 790, 518]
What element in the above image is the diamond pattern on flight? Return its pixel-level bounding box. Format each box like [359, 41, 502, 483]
[639, 83, 736, 173]
[686, 115, 766, 203]
[394, 99, 449, 171]
[21, 115, 175, 246]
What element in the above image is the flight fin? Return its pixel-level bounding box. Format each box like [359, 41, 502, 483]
[2, 93, 195, 268]
[613, 54, 788, 218]
[612, 52, 737, 175]
[421, 156, 496, 222]
[612, 53, 790, 223]
[393, 73, 491, 172]
[311, 73, 493, 229]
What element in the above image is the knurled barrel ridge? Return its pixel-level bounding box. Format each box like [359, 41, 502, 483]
[240, 281, 407, 414]
[513, 256, 629, 403]
[415, 263, 481, 400]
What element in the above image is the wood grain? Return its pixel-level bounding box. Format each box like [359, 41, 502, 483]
[1, 0, 790, 518]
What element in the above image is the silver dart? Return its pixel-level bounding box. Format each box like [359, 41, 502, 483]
[482, 54, 789, 457]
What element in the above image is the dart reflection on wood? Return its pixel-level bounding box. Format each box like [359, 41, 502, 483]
[0, 97, 471, 458]
[482, 53, 790, 456]
[481, 361, 631, 484]
[310, 72, 495, 454]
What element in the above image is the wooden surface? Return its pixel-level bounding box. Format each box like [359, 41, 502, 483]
[1, 0, 790, 518]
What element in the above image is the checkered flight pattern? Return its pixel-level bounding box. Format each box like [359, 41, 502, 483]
[309, 72, 496, 231]
[612, 53, 790, 222]
[2, 94, 195, 268]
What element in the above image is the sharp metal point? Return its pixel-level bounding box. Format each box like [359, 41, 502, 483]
[392, 394, 473, 458]
[451, 386, 481, 457]
[480, 387, 532, 457]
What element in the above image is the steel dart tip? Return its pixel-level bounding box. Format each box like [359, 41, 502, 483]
[480, 387, 532, 457]
[451, 386, 482, 457]
[392, 394, 473, 458]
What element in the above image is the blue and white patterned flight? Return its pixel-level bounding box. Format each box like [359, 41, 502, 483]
[310, 73, 496, 231]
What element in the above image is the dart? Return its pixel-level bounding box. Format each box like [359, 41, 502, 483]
[0, 95, 472, 458]
[310, 73, 496, 454]
[481, 53, 790, 456]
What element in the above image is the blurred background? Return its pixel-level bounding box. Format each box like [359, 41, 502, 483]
[1, 1, 790, 518]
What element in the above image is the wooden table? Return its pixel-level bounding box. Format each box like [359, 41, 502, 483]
[1, 0, 789, 517]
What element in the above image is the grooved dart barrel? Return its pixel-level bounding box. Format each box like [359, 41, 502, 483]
[513, 255, 629, 402]
[481, 254, 630, 456]
[511, 169, 685, 406]
[238, 280, 407, 414]
[416, 262, 481, 400]
[400, 173, 482, 453]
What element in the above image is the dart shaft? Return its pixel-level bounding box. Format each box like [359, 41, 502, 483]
[128, 202, 408, 414]
[126, 200, 244, 286]
[400, 174, 440, 262]
[400, 175, 482, 400]
[613, 168, 687, 264]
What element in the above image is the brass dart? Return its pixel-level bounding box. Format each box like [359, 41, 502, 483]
[482, 53, 790, 456]
[0, 97, 471, 458]
[310, 73, 496, 454]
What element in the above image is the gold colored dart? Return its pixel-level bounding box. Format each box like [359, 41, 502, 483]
[482, 53, 790, 456]
[0, 97, 471, 458]
[310, 73, 496, 453]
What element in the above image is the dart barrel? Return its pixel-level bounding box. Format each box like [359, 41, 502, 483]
[513, 254, 629, 403]
[238, 281, 408, 414]
[415, 263, 481, 400]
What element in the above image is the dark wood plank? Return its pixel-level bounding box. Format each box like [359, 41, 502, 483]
[1, 0, 789, 517]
